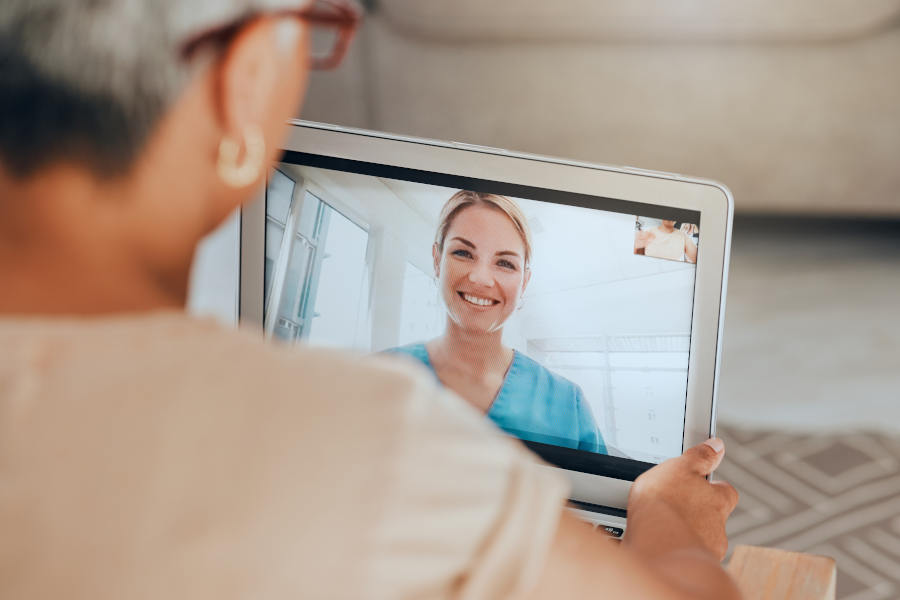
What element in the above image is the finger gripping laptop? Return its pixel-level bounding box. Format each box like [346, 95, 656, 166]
[240, 120, 734, 536]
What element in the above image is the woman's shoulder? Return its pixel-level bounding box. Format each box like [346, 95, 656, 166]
[0, 312, 442, 421]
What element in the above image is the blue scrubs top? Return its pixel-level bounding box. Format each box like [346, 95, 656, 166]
[387, 343, 606, 454]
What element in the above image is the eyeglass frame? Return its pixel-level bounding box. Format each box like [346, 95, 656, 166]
[180, 0, 363, 71]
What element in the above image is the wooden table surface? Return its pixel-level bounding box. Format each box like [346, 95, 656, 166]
[727, 545, 836, 600]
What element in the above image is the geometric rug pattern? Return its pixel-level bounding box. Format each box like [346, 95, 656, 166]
[718, 425, 900, 600]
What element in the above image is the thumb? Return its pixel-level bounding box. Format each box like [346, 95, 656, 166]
[681, 438, 725, 476]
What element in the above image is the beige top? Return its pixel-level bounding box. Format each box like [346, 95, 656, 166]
[645, 227, 688, 261]
[0, 313, 568, 599]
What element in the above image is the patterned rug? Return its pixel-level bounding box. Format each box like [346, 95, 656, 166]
[718, 425, 900, 600]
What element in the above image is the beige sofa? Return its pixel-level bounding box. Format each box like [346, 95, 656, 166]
[301, 0, 900, 216]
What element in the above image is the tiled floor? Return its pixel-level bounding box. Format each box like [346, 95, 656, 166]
[717, 218, 900, 433]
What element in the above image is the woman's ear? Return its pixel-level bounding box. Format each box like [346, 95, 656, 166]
[432, 243, 441, 278]
[212, 17, 309, 184]
[521, 267, 532, 295]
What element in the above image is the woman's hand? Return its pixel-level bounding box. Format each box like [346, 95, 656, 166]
[527, 439, 742, 600]
[684, 235, 698, 263]
[624, 439, 739, 561]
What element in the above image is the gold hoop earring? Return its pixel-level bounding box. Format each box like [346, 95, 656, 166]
[217, 125, 265, 188]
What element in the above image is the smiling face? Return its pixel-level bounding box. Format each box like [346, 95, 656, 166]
[434, 204, 531, 334]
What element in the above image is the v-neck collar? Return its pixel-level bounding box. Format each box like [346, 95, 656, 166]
[419, 345, 520, 417]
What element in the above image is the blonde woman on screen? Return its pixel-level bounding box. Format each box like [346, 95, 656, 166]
[388, 191, 606, 454]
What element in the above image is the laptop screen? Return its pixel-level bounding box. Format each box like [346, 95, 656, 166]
[263, 151, 701, 478]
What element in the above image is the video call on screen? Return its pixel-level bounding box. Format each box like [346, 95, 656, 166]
[263, 154, 701, 465]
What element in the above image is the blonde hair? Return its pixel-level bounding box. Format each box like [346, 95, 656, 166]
[434, 190, 533, 268]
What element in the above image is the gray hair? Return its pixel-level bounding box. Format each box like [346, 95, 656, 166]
[0, 0, 304, 178]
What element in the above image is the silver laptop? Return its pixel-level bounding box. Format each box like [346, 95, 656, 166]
[239, 120, 733, 536]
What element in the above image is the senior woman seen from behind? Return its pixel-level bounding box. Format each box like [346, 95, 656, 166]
[389, 191, 606, 454]
[0, 1, 740, 598]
